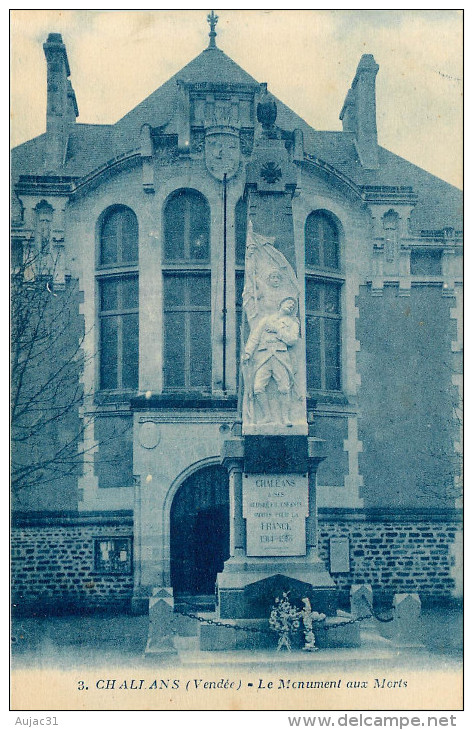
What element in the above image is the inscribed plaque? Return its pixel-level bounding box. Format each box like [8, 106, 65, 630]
[242, 473, 309, 556]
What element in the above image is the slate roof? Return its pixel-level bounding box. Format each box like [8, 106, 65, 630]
[11, 44, 462, 232]
[116, 47, 258, 134]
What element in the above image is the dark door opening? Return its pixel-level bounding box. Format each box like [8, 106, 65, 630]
[170, 464, 230, 599]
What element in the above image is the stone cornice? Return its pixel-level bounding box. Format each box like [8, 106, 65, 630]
[318, 507, 462, 522]
[130, 393, 238, 410]
[14, 151, 141, 198]
[11, 510, 134, 528]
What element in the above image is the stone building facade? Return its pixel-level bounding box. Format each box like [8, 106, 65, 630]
[11, 24, 462, 615]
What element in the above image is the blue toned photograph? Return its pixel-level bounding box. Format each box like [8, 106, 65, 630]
[10, 10, 463, 713]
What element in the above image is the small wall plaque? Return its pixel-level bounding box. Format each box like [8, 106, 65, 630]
[139, 421, 160, 450]
[330, 537, 350, 573]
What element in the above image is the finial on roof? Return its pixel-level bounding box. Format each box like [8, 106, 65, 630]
[207, 10, 219, 48]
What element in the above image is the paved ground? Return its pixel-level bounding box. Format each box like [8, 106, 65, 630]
[11, 607, 462, 670]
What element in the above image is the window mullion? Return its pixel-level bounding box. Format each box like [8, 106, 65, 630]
[184, 198, 190, 261]
[319, 315, 325, 391]
[184, 279, 190, 388]
[320, 286, 326, 390]
[117, 215, 123, 264]
[184, 310, 190, 389]
[117, 314, 123, 389]
[318, 218, 324, 268]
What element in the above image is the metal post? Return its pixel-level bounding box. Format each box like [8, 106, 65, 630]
[222, 172, 227, 393]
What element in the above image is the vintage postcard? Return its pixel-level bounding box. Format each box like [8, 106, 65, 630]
[10, 8, 463, 716]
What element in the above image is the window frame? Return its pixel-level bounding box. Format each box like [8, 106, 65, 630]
[304, 210, 344, 395]
[162, 188, 211, 265]
[305, 274, 343, 393]
[305, 209, 341, 271]
[96, 205, 139, 393]
[98, 274, 139, 391]
[97, 205, 139, 270]
[162, 189, 212, 392]
[162, 270, 212, 391]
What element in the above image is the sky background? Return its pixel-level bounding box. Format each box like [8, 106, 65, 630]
[10, 9, 463, 188]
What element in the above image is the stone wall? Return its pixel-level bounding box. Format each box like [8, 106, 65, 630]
[11, 512, 133, 615]
[11, 509, 461, 615]
[357, 285, 459, 509]
[318, 509, 462, 604]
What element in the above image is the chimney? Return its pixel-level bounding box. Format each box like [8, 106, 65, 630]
[339, 88, 356, 133]
[43, 33, 78, 171]
[340, 54, 379, 169]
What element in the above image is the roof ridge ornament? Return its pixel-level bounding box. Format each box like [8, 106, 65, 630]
[207, 10, 219, 49]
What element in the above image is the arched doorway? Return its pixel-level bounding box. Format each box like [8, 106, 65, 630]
[170, 464, 230, 599]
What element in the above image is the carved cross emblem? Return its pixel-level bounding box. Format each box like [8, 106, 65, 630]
[260, 161, 282, 184]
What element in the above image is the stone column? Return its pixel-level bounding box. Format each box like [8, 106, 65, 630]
[306, 437, 326, 557]
[222, 438, 245, 557]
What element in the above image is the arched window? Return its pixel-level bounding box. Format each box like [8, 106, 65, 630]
[162, 190, 211, 390]
[97, 206, 139, 391]
[99, 205, 138, 266]
[305, 211, 342, 392]
[163, 189, 210, 263]
[305, 210, 340, 269]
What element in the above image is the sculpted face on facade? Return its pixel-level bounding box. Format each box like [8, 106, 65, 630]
[205, 130, 240, 180]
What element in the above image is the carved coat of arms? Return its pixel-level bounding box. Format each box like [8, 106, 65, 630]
[205, 131, 240, 180]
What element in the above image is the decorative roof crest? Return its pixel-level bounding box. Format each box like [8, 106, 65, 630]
[207, 10, 219, 49]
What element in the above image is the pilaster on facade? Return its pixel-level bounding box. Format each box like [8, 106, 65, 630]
[76, 259, 101, 510]
[77, 398, 100, 511]
[450, 287, 463, 509]
[140, 124, 155, 194]
[441, 244, 457, 297]
[370, 242, 384, 295]
[344, 275, 361, 396]
[398, 244, 412, 296]
[341, 416, 364, 508]
[448, 528, 463, 599]
[138, 201, 163, 395]
[366, 201, 416, 296]
[16, 193, 69, 287]
[450, 287, 463, 354]
[212, 181, 244, 396]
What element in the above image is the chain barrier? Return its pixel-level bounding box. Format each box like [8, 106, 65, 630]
[174, 601, 273, 634]
[361, 595, 395, 623]
[173, 597, 393, 635]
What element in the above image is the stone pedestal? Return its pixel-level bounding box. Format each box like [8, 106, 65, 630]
[217, 556, 337, 619]
[214, 435, 337, 628]
[350, 584, 374, 620]
[391, 593, 423, 647]
[145, 587, 178, 656]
